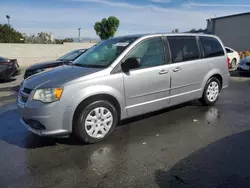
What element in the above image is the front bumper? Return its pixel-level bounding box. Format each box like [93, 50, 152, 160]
[20, 118, 70, 136]
[238, 65, 250, 71]
[17, 98, 73, 137]
[0, 67, 15, 79]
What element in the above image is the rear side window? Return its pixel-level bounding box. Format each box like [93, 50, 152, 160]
[225, 48, 233, 53]
[168, 36, 200, 63]
[200, 36, 225, 58]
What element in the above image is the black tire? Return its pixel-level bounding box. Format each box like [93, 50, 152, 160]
[0, 74, 11, 82]
[74, 100, 118, 144]
[230, 59, 237, 69]
[0, 77, 10, 83]
[199, 77, 221, 106]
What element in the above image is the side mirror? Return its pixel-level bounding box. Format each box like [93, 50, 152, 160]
[121, 57, 141, 72]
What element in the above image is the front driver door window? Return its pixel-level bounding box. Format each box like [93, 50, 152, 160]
[126, 37, 165, 69]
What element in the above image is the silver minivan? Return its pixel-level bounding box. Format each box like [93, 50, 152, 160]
[18, 33, 230, 143]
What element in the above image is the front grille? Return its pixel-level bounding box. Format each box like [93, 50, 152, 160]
[20, 93, 28, 103]
[23, 87, 32, 94]
[246, 62, 250, 66]
[24, 70, 36, 79]
[19, 87, 32, 103]
[24, 69, 42, 79]
[24, 72, 29, 79]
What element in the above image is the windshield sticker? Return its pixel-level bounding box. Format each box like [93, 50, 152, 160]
[115, 42, 129, 47]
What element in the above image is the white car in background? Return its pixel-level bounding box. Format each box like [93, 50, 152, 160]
[225, 47, 240, 69]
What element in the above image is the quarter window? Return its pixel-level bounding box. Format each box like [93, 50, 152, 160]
[168, 36, 200, 63]
[200, 36, 225, 58]
[126, 37, 165, 69]
[225, 48, 233, 53]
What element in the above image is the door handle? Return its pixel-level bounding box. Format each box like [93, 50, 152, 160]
[159, 70, 169, 75]
[173, 67, 182, 72]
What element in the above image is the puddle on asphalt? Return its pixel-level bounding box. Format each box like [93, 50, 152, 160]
[204, 107, 220, 127]
[0, 103, 18, 116]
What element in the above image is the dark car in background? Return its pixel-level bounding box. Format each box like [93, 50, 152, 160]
[0, 56, 20, 81]
[24, 49, 87, 79]
[238, 56, 250, 74]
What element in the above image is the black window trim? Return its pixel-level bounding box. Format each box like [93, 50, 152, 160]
[111, 36, 168, 74]
[196, 36, 203, 59]
[163, 36, 172, 64]
[197, 36, 205, 58]
[166, 35, 202, 64]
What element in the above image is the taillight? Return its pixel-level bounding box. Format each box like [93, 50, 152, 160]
[0, 61, 9, 65]
[227, 58, 230, 69]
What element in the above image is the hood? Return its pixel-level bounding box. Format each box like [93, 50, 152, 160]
[27, 60, 66, 70]
[23, 65, 101, 89]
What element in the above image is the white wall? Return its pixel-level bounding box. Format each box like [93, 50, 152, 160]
[0, 42, 95, 67]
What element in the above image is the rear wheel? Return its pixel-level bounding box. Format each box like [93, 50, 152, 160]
[199, 77, 221, 106]
[74, 100, 118, 143]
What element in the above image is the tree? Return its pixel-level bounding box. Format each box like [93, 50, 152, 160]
[38, 32, 53, 44]
[188, 28, 204, 33]
[24, 34, 39, 44]
[62, 38, 73, 43]
[190, 28, 197, 32]
[94, 16, 120, 40]
[55, 38, 74, 44]
[0, 24, 24, 43]
[172, 29, 179, 33]
[24, 32, 54, 44]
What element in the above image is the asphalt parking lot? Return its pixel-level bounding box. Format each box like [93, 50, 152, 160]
[1, 71, 250, 188]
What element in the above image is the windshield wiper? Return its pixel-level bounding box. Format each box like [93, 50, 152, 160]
[59, 58, 72, 62]
[72, 63, 107, 68]
[73, 63, 85, 67]
[85, 64, 107, 68]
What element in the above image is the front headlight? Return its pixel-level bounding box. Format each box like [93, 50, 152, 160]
[33, 88, 63, 103]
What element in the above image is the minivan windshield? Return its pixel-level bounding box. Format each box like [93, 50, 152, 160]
[73, 37, 138, 68]
[58, 49, 86, 61]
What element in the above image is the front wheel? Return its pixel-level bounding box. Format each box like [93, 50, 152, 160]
[199, 77, 221, 106]
[74, 100, 118, 144]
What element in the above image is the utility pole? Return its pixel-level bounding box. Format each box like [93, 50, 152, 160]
[6, 15, 10, 26]
[78, 28, 81, 42]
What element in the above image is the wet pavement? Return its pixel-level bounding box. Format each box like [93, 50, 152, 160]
[1, 74, 250, 188]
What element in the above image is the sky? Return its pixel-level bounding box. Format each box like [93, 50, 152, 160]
[0, 0, 249, 39]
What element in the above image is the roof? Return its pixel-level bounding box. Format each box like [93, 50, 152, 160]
[114, 33, 214, 39]
[208, 12, 250, 21]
